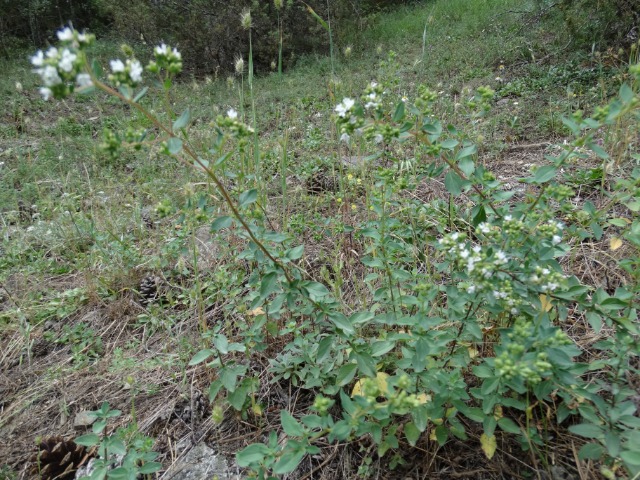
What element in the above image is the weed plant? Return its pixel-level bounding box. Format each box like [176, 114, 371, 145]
[25, 25, 640, 480]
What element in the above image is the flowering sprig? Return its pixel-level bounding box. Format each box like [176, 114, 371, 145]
[108, 58, 143, 87]
[334, 97, 364, 143]
[147, 44, 183, 75]
[31, 26, 94, 100]
[361, 81, 383, 111]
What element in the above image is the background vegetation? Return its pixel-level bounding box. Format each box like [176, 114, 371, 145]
[1, 0, 639, 479]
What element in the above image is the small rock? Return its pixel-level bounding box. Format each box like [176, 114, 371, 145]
[163, 442, 242, 480]
[73, 411, 96, 428]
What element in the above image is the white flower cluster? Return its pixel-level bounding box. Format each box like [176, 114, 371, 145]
[148, 44, 183, 74]
[363, 81, 382, 110]
[529, 265, 565, 293]
[109, 58, 143, 86]
[335, 97, 355, 118]
[31, 26, 94, 100]
[334, 97, 365, 144]
[438, 231, 521, 313]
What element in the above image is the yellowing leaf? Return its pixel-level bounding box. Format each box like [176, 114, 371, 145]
[468, 346, 478, 359]
[429, 429, 438, 441]
[247, 307, 265, 317]
[480, 433, 497, 459]
[351, 372, 390, 398]
[416, 393, 432, 404]
[610, 237, 623, 251]
[539, 294, 553, 312]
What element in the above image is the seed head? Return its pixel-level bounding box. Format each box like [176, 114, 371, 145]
[234, 56, 245, 75]
[240, 9, 252, 30]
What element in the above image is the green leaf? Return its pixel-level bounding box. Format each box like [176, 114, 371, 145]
[336, 363, 358, 386]
[228, 384, 249, 410]
[350, 312, 374, 324]
[568, 423, 604, 439]
[138, 462, 162, 474]
[370, 340, 395, 357]
[189, 349, 214, 365]
[281, 410, 305, 437]
[533, 165, 557, 184]
[435, 425, 448, 445]
[455, 145, 477, 160]
[578, 442, 604, 460]
[92, 419, 107, 434]
[118, 84, 133, 100]
[166, 137, 183, 155]
[173, 108, 191, 132]
[237, 443, 272, 467]
[621, 450, 640, 465]
[91, 59, 103, 78]
[260, 272, 279, 298]
[498, 418, 521, 434]
[239, 189, 258, 208]
[393, 101, 405, 122]
[459, 157, 475, 176]
[404, 422, 421, 446]
[304, 281, 330, 298]
[441, 139, 459, 150]
[329, 312, 354, 335]
[444, 170, 463, 195]
[316, 337, 333, 362]
[273, 446, 306, 474]
[286, 245, 305, 260]
[75, 433, 100, 447]
[214, 335, 229, 355]
[133, 86, 149, 103]
[211, 216, 232, 232]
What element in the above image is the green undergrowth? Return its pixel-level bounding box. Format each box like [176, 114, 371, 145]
[1, 1, 639, 479]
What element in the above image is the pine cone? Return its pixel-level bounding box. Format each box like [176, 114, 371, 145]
[141, 208, 155, 229]
[305, 171, 339, 193]
[30, 436, 86, 480]
[139, 275, 161, 305]
[31, 338, 54, 357]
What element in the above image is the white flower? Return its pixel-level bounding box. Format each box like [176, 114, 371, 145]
[459, 249, 470, 259]
[374, 133, 383, 143]
[58, 49, 77, 72]
[26, 226, 35, 232]
[76, 73, 93, 88]
[552, 235, 562, 245]
[401, 95, 408, 102]
[335, 98, 355, 117]
[451, 232, 459, 241]
[110, 59, 125, 72]
[155, 44, 169, 56]
[39, 87, 52, 100]
[541, 268, 550, 276]
[41, 65, 62, 86]
[472, 245, 482, 254]
[57, 27, 74, 41]
[227, 108, 238, 119]
[31, 50, 44, 67]
[78, 33, 90, 44]
[340, 132, 350, 143]
[510, 308, 519, 315]
[478, 223, 491, 234]
[172, 47, 181, 60]
[494, 250, 507, 264]
[467, 285, 476, 294]
[46, 47, 59, 59]
[504, 215, 512, 221]
[128, 60, 143, 82]
[370, 81, 378, 88]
